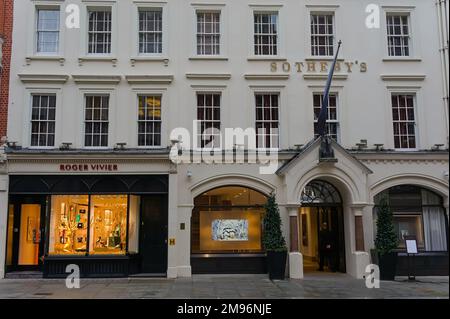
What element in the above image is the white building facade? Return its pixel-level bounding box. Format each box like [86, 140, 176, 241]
[0, 0, 448, 279]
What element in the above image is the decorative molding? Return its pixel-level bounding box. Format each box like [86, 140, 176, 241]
[186, 73, 231, 80]
[18, 74, 69, 84]
[303, 74, 348, 81]
[78, 56, 118, 67]
[72, 75, 122, 85]
[25, 56, 65, 66]
[188, 56, 228, 61]
[247, 57, 287, 62]
[380, 74, 426, 81]
[130, 57, 169, 67]
[382, 58, 422, 62]
[125, 75, 174, 85]
[244, 74, 290, 80]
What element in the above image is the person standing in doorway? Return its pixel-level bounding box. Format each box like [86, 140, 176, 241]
[318, 222, 335, 272]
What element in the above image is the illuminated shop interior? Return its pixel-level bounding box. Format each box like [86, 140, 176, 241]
[192, 186, 268, 254]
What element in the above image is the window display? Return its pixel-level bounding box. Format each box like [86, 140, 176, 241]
[49, 195, 128, 256]
[212, 219, 249, 241]
[90, 195, 127, 255]
[49, 195, 89, 255]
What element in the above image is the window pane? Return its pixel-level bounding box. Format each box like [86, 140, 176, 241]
[89, 195, 128, 255]
[49, 195, 89, 255]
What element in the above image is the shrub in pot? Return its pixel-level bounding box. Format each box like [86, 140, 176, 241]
[263, 194, 288, 280]
[375, 195, 398, 280]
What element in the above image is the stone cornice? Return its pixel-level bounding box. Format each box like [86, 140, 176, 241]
[72, 75, 122, 85]
[18, 73, 69, 84]
[244, 74, 290, 80]
[186, 73, 231, 80]
[125, 75, 174, 85]
[303, 74, 348, 81]
[380, 74, 426, 81]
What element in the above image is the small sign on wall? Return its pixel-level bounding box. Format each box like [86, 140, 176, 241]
[169, 238, 176, 246]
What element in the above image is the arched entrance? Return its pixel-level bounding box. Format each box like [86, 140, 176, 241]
[191, 186, 268, 274]
[299, 180, 346, 273]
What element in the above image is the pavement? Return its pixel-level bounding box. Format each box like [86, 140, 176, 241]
[0, 273, 448, 299]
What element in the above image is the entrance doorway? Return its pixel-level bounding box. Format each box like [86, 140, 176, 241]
[139, 195, 168, 274]
[6, 196, 47, 272]
[299, 180, 346, 273]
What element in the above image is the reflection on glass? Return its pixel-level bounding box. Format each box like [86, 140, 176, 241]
[49, 195, 89, 255]
[394, 214, 425, 248]
[90, 195, 127, 255]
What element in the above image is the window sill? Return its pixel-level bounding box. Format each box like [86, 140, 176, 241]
[26, 56, 65, 66]
[189, 56, 229, 61]
[247, 56, 287, 62]
[382, 57, 422, 62]
[78, 56, 118, 66]
[130, 56, 170, 66]
[305, 56, 345, 62]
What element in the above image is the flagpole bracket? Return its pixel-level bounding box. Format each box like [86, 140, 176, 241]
[319, 135, 337, 162]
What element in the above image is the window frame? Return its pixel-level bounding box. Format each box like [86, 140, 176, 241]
[137, 94, 163, 148]
[35, 7, 61, 55]
[386, 13, 411, 57]
[29, 93, 57, 148]
[252, 11, 279, 57]
[254, 92, 281, 150]
[195, 92, 222, 151]
[310, 12, 336, 57]
[86, 7, 113, 55]
[196, 10, 222, 56]
[312, 92, 340, 142]
[83, 93, 111, 149]
[390, 92, 418, 151]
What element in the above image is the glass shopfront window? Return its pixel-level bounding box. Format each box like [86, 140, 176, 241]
[49, 195, 128, 256]
[192, 186, 268, 254]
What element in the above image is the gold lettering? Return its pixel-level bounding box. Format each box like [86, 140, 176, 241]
[295, 62, 304, 73]
[307, 61, 316, 72]
[320, 62, 328, 72]
[334, 62, 341, 72]
[345, 62, 354, 73]
[282, 62, 291, 72]
[360, 62, 367, 72]
[270, 62, 277, 72]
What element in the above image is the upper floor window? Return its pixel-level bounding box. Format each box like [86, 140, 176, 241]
[138, 95, 162, 147]
[88, 9, 112, 54]
[391, 94, 416, 149]
[386, 14, 410, 57]
[197, 93, 221, 149]
[36, 9, 60, 54]
[254, 13, 278, 56]
[310, 13, 334, 56]
[31, 94, 56, 147]
[84, 95, 109, 147]
[255, 93, 279, 149]
[196, 11, 221, 55]
[139, 8, 163, 54]
[313, 93, 339, 141]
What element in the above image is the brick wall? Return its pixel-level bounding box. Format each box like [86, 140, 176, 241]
[0, 0, 13, 139]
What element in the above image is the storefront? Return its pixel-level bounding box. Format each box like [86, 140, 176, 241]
[373, 185, 449, 275]
[190, 186, 268, 274]
[6, 174, 169, 278]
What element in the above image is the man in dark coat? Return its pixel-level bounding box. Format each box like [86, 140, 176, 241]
[318, 222, 336, 272]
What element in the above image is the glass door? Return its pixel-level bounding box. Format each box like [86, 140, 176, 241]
[6, 196, 46, 272]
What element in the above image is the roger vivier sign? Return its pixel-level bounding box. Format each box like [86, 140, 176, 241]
[59, 164, 119, 172]
[270, 60, 367, 73]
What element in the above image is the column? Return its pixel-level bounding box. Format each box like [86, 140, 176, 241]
[167, 171, 178, 278]
[350, 205, 370, 279]
[0, 165, 8, 279]
[176, 205, 193, 277]
[287, 205, 303, 279]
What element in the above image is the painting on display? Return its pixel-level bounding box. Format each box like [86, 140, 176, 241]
[212, 219, 249, 241]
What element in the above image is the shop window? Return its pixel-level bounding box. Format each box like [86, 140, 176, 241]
[374, 186, 448, 252]
[50, 195, 89, 255]
[49, 195, 128, 256]
[90, 195, 127, 255]
[192, 186, 267, 254]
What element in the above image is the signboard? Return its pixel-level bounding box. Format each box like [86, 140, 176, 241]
[405, 236, 418, 254]
[59, 164, 118, 172]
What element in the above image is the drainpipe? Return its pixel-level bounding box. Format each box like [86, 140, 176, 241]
[436, 0, 449, 147]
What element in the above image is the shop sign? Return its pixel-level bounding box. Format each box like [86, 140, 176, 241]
[269, 60, 368, 73]
[59, 163, 119, 172]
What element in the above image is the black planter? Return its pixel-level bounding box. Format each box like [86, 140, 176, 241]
[378, 252, 397, 280]
[266, 250, 287, 280]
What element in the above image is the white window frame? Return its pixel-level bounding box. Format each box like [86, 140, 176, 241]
[190, 3, 227, 60]
[27, 2, 64, 57]
[305, 5, 339, 59]
[24, 88, 62, 150]
[312, 92, 340, 142]
[83, 94, 110, 148]
[310, 12, 335, 57]
[196, 10, 221, 56]
[254, 92, 281, 150]
[35, 7, 60, 55]
[195, 91, 222, 151]
[385, 86, 422, 151]
[253, 11, 279, 57]
[390, 92, 418, 151]
[382, 6, 420, 60]
[137, 94, 163, 148]
[81, 3, 117, 57]
[386, 13, 411, 57]
[132, 2, 168, 58]
[248, 5, 284, 60]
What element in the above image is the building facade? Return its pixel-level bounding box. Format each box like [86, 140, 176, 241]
[1, 0, 448, 279]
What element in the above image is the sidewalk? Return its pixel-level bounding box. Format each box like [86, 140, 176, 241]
[0, 273, 448, 299]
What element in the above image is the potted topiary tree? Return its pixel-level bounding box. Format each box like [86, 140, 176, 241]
[263, 194, 288, 280]
[375, 195, 399, 280]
